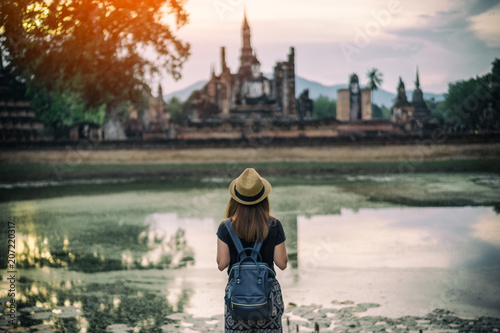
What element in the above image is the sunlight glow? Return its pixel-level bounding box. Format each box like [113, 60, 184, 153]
[23, 2, 50, 32]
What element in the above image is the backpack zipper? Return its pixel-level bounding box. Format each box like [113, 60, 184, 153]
[232, 300, 268, 309]
[228, 264, 274, 277]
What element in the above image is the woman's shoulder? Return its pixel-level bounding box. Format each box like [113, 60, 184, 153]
[269, 217, 285, 243]
[217, 218, 231, 237]
[218, 218, 231, 227]
[270, 217, 282, 227]
[269, 217, 285, 234]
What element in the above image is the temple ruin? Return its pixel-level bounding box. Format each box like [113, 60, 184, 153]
[0, 60, 44, 142]
[186, 11, 307, 124]
[337, 74, 372, 122]
[392, 68, 439, 132]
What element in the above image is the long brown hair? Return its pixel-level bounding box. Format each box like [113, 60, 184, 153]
[225, 197, 272, 242]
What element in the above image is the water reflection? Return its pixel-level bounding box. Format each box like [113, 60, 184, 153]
[6, 278, 190, 332]
[278, 214, 298, 269]
[10, 219, 195, 272]
[297, 207, 500, 270]
[0, 208, 200, 330]
[144, 213, 214, 269]
[3, 201, 499, 326]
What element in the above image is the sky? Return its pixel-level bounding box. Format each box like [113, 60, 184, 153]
[157, 0, 500, 95]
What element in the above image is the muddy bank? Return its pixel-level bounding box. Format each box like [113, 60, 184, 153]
[7, 300, 500, 332]
[159, 302, 500, 332]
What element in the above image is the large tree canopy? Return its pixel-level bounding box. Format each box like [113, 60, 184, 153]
[0, 0, 190, 133]
[443, 58, 499, 132]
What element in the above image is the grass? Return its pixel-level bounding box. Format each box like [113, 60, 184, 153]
[1, 158, 500, 184]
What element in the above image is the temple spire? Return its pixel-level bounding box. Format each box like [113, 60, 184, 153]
[412, 66, 431, 116]
[243, 6, 249, 31]
[221, 46, 228, 73]
[239, 8, 254, 75]
[396, 76, 408, 103]
[241, 8, 251, 48]
[158, 84, 163, 99]
[415, 66, 420, 89]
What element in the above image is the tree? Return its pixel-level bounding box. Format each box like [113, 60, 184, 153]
[380, 105, 391, 120]
[486, 58, 500, 117]
[166, 96, 187, 124]
[28, 82, 107, 138]
[0, 0, 190, 134]
[371, 103, 383, 118]
[313, 95, 336, 119]
[444, 76, 490, 131]
[424, 97, 445, 123]
[441, 58, 500, 132]
[366, 68, 384, 110]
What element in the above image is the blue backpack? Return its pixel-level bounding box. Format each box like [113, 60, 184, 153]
[224, 219, 276, 321]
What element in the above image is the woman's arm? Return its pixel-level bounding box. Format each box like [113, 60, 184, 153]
[217, 238, 230, 271]
[274, 242, 288, 270]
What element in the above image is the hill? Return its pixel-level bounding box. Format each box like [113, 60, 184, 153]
[164, 80, 206, 102]
[164, 75, 445, 108]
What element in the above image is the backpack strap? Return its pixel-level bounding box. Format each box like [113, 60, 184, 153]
[224, 219, 245, 255]
[253, 218, 274, 258]
[249, 237, 263, 261]
[224, 219, 264, 261]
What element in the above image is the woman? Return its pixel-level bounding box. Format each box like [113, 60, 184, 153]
[217, 168, 288, 333]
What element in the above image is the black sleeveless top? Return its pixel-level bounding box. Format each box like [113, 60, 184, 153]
[216, 218, 286, 274]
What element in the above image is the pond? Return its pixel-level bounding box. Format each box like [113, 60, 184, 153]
[0, 172, 499, 332]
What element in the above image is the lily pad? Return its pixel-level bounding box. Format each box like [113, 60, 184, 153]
[31, 312, 53, 320]
[106, 324, 133, 333]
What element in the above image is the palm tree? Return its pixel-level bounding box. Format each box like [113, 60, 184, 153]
[366, 68, 384, 112]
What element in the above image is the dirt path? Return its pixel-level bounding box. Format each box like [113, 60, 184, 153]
[1, 143, 499, 164]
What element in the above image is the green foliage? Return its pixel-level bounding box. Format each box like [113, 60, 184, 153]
[426, 98, 446, 122]
[380, 105, 392, 120]
[371, 104, 383, 118]
[27, 81, 106, 137]
[366, 68, 384, 92]
[0, 0, 190, 134]
[366, 68, 384, 113]
[166, 96, 188, 124]
[444, 77, 486, 129]
[425, 97, 439, 111]
[372, 103, 393, 120]
[441, 58, 500, 131]
[488, 57, 500, 111]
[433, 102, 447, 123]
[313, 95, 336, 119]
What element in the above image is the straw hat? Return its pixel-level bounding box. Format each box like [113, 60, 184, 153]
[229, 168, 272, 205]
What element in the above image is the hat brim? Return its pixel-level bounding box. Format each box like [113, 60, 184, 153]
[229, 176, 272, 205]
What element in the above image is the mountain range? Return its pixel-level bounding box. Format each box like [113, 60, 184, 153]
[164, 75, 445, 108]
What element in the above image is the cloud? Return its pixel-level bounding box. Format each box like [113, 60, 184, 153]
[436, 10, 461, 15]
[160, 0, 500, 94]
[466, 0, 500, 16]
[379, 1, 500, 90]
[467, 2, 500, 47]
